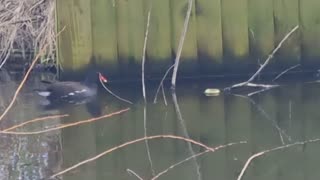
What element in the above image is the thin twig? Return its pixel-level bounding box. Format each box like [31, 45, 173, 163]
[171, 0, 193, 89]
[237, 138, 320, 180]
[225, 25, 299, 91]
[141, 2, 152, 102]
[127, 169, 144, 180]
[152, 141, 247, 180]
[161, 84, 167, 106]
[2, 114, 68, 132]
[50, 135, 241, 178]
[100, 79, 133, 104]
[153, 64, 174, 103]
[0, 108, 130, 135]
[272, 64, 300, 82]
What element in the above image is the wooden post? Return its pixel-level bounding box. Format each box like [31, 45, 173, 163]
[56, 0, 93, 71]
[196, 0, 223, 72]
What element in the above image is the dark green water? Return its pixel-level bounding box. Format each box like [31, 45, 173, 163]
[1, 72, 320, 180]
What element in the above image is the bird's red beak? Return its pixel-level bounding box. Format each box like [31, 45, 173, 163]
[98, 72, 108, 83]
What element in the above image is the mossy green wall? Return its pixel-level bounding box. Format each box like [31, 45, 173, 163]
[56, 0, 317, 77]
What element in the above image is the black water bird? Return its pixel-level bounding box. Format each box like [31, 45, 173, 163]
[35, 71, 108, 106]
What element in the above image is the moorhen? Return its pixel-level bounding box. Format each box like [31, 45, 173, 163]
[35, 71, 108, 106]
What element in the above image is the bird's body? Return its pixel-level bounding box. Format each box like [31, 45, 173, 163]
[35, 71, 107, 106]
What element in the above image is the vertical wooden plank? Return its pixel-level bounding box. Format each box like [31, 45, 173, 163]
[248, 0, 274, 60]
[116, 0, 130, 68]
[91, 0, 118, 73]
[273, 0, 300, 65]
[146, 0, 172, 75]
[128, 0, 145, 65]
[196, 0, 223, 71]
[170, 0, 198, 74]
[300, 0, 320, 66]
[56, 0, 92, 71]
[221, 0, 249, 62]
[116, 0, 145, 75]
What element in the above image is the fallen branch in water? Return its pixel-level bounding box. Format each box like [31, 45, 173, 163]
[0, 108, 130, 135]
[151, 141, 246, 180]
[127, 169, 144, 180]
[1, 114, 68, 132]
[50, 135, 246, 178]
[237, 138, 320, 180]
[224, 25, 299, 92]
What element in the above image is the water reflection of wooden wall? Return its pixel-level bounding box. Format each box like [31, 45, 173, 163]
[55, 0, 320, 77]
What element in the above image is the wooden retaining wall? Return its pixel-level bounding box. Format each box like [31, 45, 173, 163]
[55, 0, 320, 78]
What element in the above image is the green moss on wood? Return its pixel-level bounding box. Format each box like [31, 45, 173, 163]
[146, 0, 172, 74]
[274, 0, 300, 64]
[91, 0, 118, 72]
[170, 0, 198, 61]
[300, 0, 320, 64]
[248, 0, 274, 61]
[221, 0, 249, 60]
[56, 0, 92, 70]
[196, 0, 223, 67]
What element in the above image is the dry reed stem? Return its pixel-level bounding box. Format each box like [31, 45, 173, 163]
[50, 135, 238, 178]
[171, 0, 193, 89]
[237, 138, 320, 180]
[0, 108, 130, 135]
[0, 26, 65, 122]
[2, 114, 68, 132]
[152, 141, 247, 180]
[225, 25, 299, 91]
[141, 2, 152, 102]
[0, 0, 56, 67]
[127, 169, 144, 180]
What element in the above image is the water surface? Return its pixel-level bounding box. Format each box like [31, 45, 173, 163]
[1, 72, 320, 180]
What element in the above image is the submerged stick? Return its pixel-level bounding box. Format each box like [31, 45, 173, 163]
[127, 169, 144, 180]
[2, 114, 68, 132]
[152, 141, 246, 180]
[171, 0, 193, 90]
[0, 108, 130, 135]
[51, 135, 244, 178]
[237, 138, 320, 180]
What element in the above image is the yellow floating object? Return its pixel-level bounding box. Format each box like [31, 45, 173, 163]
[204, 88, 221, 96]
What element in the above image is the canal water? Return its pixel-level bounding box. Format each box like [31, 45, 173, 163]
[1, 70, 320, 180]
